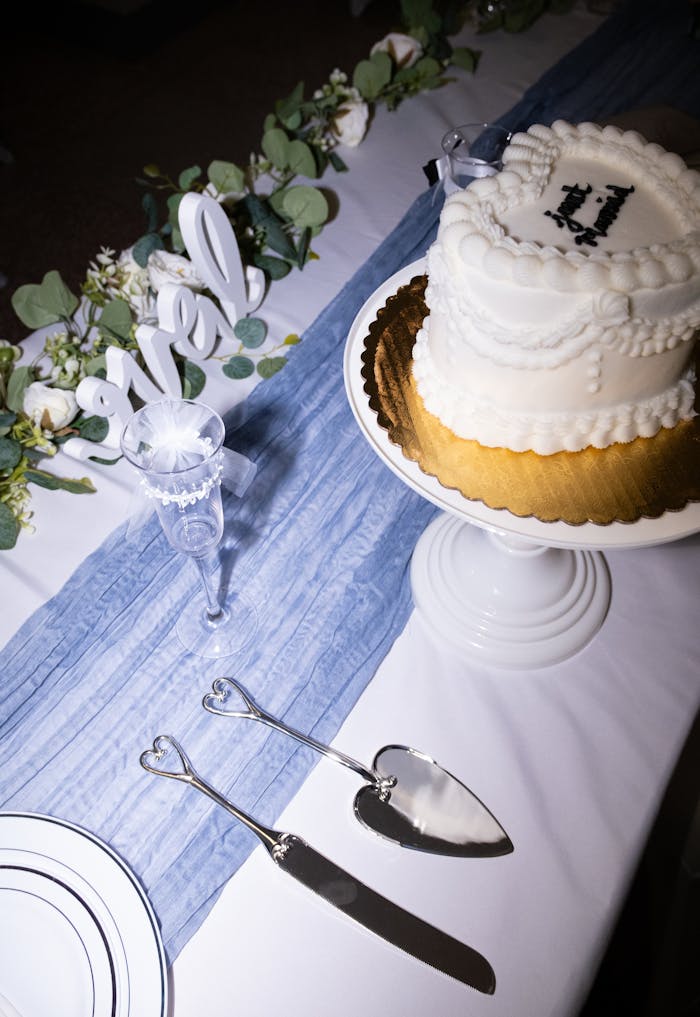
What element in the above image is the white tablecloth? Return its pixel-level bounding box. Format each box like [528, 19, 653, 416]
[5, 8, 700, 1017]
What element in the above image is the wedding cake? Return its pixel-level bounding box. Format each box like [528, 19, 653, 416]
[412, 120, 700, 455]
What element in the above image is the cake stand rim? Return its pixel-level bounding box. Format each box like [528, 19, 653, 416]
[343, 257, 700, 552]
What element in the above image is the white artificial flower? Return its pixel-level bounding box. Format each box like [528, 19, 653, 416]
[371, 32, 423, 68]
[117, 247, 154, 320]
[147, 250, 205, 293]
[332, 99, 369, 148]
[23, 381, 78, 431]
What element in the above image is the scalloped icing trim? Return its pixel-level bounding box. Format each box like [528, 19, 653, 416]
[413, 324, 697, 455]
[426, 243, 699, 366]
[440, 119, 700, 310]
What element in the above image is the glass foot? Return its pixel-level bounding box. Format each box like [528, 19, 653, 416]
[176, 591, 258, 658]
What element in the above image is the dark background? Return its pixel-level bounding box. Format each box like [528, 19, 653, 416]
[0, 0, 401, 343]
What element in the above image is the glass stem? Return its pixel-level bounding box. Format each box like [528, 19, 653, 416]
[194, 557, 223, 621]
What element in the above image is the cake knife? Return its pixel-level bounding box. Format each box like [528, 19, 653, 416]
[141, 735, 496, 995]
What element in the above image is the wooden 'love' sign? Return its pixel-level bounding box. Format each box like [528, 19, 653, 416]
[64, 194, 264, 461]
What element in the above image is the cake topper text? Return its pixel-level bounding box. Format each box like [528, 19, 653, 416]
[63, 194, 264, 462]
[544, 182, 635, 247]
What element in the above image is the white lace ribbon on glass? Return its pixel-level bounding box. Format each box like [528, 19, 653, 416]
[125, 445, 256, 540]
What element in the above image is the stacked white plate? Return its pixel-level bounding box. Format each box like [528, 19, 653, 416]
[0, 813, 167, 1017]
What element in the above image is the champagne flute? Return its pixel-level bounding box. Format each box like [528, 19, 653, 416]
[120, 398, 257, 658]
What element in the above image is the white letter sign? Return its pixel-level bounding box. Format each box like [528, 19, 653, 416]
[63, 194, 265, 461]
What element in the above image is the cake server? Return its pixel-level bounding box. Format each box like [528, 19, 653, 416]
[202, 676, 513, 858]
[140, 735, 496, 994]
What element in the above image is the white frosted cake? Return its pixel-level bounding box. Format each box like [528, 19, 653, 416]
[412, 119, 700, 454]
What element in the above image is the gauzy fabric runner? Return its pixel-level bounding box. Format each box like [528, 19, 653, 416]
[1, 0, 698, 963]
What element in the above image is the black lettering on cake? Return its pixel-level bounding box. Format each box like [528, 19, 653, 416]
[543, 183, 591, 234]
[544, 181, 635, 247]
[573, 184, 635, 247]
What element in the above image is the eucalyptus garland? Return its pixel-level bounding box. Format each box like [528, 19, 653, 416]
[0, 0, 571, 550]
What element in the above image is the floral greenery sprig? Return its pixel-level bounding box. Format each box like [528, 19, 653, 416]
[131, 1, 480, 284]
[1, 0, 566, 549]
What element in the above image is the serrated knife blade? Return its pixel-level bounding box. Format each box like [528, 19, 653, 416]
[141, 735, 496, 995]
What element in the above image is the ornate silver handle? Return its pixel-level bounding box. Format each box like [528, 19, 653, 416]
[203, 677, 385, 789]
[140, 734, 283, 854]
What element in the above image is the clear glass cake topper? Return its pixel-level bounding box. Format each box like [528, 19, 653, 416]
[120, 399, 257, 658]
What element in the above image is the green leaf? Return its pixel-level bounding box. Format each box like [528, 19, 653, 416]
[11, 271, 79, 329]
[6, 365, 34, 413]
[167, 192, 184, 227]
[243, 192, 275, 226]
[85, 354, 107, 377]
[234, 317, 267, 349]
[276, 81, 305, 128]
[181, 359, 206, 399]
[263, 113, 277, 132]
[296, 226, 311, 269]
[242, 194, 297, 260]
[257, 356, 286, 379]
[207, 159, 245, 194]
[24, 444, 48, 460]
[142, 163, 161, 178]
[329, 151, 348, 173]
[287, 139, 317, 179]
[413, 55, 442, 81]
[313, 148, 329, 178]
[353, 50, 392, 100]
[282, 186, 328, 229]
[170, 224, 185, 254]
[283, 110, 303, 131]
[178, 165, 202, 190]
[450, 46, 480, 72]
[0, 501, 19, 550]
[267, 188, 288, 218]
[252, 253, 291, 281]
[266, 221, 298, 260]
[25, 468, 97, 494]
[142, 191, 159, 233]
[401, 0, 441, 33]
[223, 356, 255, 380]
[0, 411, 16, 429]
[97, 298, 133, 343]
[132, 232, 164, 268]
[72, 415, 109, 443]
[0, 435, 22, 472]
[261, 127, 290, 170]
[503, 0, 545, 32]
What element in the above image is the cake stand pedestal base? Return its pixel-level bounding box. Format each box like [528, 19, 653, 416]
[410, 513, 611, 670]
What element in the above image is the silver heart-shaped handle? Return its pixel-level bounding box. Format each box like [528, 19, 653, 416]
[203, 676, 381, 787]
[140, 733, 281, 852]
[203, 676, 262, 720]
[140, 734, 197, 782]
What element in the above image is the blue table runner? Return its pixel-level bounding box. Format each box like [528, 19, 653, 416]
[1, 0, 698, 963]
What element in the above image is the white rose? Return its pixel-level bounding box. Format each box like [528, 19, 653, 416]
[147, 250, 205, 293]
[23, 381, 78, 431]
[371, 32, 423, 68]
[332, 99, 369, 148]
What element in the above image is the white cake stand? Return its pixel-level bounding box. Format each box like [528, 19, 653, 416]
[344, 260, 700, 670]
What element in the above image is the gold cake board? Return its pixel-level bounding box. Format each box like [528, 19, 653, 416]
[360, 274, 700, 528]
